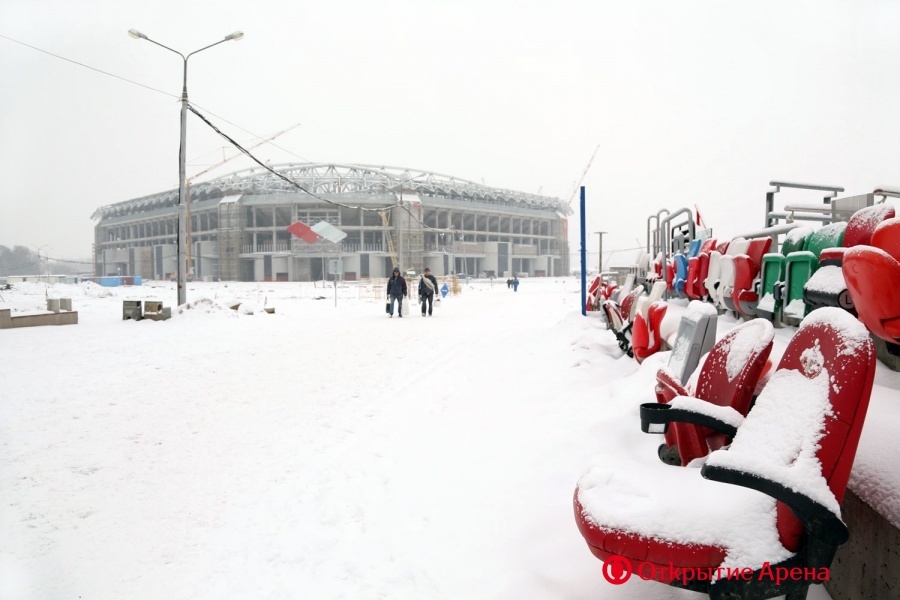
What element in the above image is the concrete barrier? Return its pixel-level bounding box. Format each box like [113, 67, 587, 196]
[0, 308, 78, 329]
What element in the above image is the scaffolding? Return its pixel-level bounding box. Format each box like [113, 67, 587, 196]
[380, 211, 399, 270]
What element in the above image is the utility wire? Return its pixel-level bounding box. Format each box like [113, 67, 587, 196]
[0, 34, 533, 245]
[0, 32, 311, 167]
[188, 105, 452, 234]
[0, 32, 178, 99]
[45, 256, 94, 265]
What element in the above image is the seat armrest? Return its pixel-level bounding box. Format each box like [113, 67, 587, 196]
[701, 463, 849, 548]
[639, 397, 743, 438]
[773, 281, 785, 302]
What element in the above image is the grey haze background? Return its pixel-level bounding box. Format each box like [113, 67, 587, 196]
[2, 0, 899, 267]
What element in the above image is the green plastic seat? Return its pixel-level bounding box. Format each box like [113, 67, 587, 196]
[781, 222, 847, 323]
[754, 227, 813, 320]
[755, 253, 786, 318]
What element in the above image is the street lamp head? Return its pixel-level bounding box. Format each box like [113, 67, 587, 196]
[225, 31, 244, 41]
[128, 29, 147, 40]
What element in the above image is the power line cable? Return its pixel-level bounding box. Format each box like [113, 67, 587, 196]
[0, 35, 558, 256]
[0, 32, 311, 166]
[0, 32, 178, 99]
[189, 104, 455, 235]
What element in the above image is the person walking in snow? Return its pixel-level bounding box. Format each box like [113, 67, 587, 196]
[512, 276, 519, 292]
[418, 267, 439, 317]
[386, 267, 407, 318]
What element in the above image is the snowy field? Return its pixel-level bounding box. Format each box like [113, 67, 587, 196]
[3, 276, 893, 599]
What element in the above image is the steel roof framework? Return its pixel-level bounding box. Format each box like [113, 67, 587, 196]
[92, 163, 571, 220]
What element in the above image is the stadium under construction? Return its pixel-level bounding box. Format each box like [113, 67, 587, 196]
[91, 163, 572, 282]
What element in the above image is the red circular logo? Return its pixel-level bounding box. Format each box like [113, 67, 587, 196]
[602, 555, 633, 585]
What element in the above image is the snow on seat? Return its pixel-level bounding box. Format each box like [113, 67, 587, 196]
[730, 237, 773, 316]
[652, 317, 774, 466]
[610, 272, 635, 304]
[585, 275, 602, 312]
[575, 307, 877, 599]
[631, 300, 668, 364]
[686, 237, 717, 301]
[756, 227, 813, 321]
[601, 300, 632, 356]
[703, 242, 728, 304]
[804, 204, 895, 314]
[782, 222, 847, 325]
[646, 279, 667, 305]
[802, 248, 854, 313]
[621, 285, 645, 323]
[599, 283, 653, 358]
[714, 238, 750, 312]
[843, 216, 900, 346]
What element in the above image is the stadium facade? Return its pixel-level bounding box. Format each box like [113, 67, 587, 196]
[91, 163, 572, 282]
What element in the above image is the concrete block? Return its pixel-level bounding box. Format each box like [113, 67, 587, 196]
[123, 300, 142, 321]
[47, 298, 60, 313]
[7, 311, 78, 327]
[143, 307, 171, 321]
[60, 298, 72, 311]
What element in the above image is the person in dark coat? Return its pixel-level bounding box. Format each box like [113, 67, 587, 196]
[418, 267, 439, 316]
[386, 267, 407, 318]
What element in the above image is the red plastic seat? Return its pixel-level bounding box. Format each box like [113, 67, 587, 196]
[664, 257, 676, 293]
[620, 286, 644, 324]
[804, 205, 896, 314]
[655, 318, 774, 465]
[585, 275, 602, 311]
[685, 238, 717, 300]
[843, 204, 895, 248]
[601, 300, 634, 357]
[731, 237, 773, 316]
[575, 307, 877, 599]
[632, 301, 668, 364]
[843, 217, 900, 344]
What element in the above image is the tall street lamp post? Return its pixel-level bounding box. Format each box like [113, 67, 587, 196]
[128, 28, 243, 306]
[594, 231, 607, 274]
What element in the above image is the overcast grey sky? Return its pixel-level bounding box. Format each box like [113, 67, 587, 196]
[2, 0, 899, 264]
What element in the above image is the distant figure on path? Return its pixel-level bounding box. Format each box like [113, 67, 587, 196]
[506, 278, 512, 289]
[386, 267, 407, 318]
[418, 267, 439, 316]
[512, 276, 519, 292]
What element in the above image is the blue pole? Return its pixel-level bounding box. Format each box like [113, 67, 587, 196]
[580, 186, 587, 316]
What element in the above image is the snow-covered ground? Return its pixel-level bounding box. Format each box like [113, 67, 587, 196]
[1, 276, 890, 599]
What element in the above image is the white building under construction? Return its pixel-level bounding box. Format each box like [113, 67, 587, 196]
[91, 163, 572, 282]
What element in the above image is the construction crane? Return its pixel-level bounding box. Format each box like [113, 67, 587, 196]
[565, 144, 601, 207]
[187, 122, 301, 184]
[185, 123, 301, 273]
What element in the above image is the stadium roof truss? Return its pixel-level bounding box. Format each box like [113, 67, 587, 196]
[91, 163, 571, 220]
